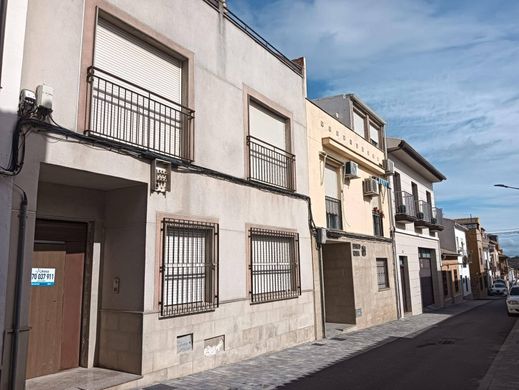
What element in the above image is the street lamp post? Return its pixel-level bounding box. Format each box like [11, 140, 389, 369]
[494, 184, 519, 190]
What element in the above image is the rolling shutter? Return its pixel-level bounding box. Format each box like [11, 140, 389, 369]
[94, 17, 182, 105]
[249, 101, 287, 150]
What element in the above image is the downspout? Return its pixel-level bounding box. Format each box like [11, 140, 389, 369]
[9, 187, 28, 390]
[385, 139, 403, 320]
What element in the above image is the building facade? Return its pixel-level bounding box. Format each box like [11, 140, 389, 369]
[0, 1, 317, 388]
[439, 218, 471, 302]
[307, 95, 398, 334]
[454, 218, 489, 298]
[388, 138, 446, 315]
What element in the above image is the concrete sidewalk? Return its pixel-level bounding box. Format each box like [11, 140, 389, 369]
[138, 300, 490, 390]
[478, 315, 519, 390]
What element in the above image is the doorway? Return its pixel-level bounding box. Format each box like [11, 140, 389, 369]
[399, 256, 411, 313]
[26, 220, 87, 379]
[419, 248, 435, 308]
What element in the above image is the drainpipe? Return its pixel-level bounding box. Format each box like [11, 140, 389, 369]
[9, 188, 28, 390]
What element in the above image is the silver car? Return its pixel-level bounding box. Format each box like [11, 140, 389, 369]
[490, 282, 507, 295]
[507, 286, 519, 316]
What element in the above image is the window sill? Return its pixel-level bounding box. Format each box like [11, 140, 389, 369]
[378, 287, 391, 292]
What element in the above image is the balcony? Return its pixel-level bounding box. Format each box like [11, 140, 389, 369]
[247, 135, 295, 191]
[86, 67, 194, 161]
[429, 207, 444, 231]
[414, 200, 432, 228]
[394, 191, 417, 222]
[325, 196, 343, 230]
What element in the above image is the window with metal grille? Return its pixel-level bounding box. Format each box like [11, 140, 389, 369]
[377, 258, 389, 290]
[373, 212, 384, 237]
[160, 218, 218, 318]
[454, 270, 459, 292]
[249, 228, 301, 303]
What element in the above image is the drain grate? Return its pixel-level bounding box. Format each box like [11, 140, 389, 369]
[144, 385, 176, 390]
[312, 342, 325, 346]
[331, 337, 348, 341]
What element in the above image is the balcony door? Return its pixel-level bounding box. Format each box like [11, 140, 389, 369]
[324, 165, 342, 230]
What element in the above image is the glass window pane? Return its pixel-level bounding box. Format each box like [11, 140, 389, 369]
[353, 111, 365, 137]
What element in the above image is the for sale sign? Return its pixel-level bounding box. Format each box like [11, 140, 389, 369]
[31, 268, 56, 286]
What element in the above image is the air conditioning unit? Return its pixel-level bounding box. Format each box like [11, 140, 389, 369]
[383, 159, 394, 175]
[363, 178, 379, 196]
[344, 161, 359, 179]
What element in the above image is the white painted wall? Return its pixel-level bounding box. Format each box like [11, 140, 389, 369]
[454, 226, 471, 297]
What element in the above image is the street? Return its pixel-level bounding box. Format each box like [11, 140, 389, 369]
[281, 299, 517, 390]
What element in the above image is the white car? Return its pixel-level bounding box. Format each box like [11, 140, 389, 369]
[507, 286, 519, 316]
[490, 282, 507, 295]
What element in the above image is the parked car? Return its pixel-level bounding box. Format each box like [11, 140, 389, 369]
[506, 287, 519, 316]
[490, 282, 507, 295]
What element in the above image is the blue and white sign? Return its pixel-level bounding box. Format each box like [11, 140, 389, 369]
[31, 268, 56, 286]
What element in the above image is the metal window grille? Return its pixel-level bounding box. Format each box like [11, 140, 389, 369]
[160, 218, 218, 318]
[442, 271, 449, 297]
[377, 258, 389, 289]
[373, 213, 384, 237]
[247, 135, 295, 191]
[249, 228, 301, 304]
[86, 67, 194, 161]
[325, 196, 343, 230]
[454, 270, 459, 292]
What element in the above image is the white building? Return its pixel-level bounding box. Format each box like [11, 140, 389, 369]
[0, 1, 317, 388]
[454, 223, 472, 298]
[387, 138, 446, 315]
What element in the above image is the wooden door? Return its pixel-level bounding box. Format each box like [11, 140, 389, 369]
[26, 246, 66, 379]
[399, 256, 410, 312]
[419, 257, 435, 307]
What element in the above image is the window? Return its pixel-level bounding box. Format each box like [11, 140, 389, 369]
[160, 218, 218, 318]
[353, 110, 366, 137]
[454, 270, 459, 292]
[373, 210, 384, 237]
[377, 258, 389, 289]
[88, 17, 193, 160]
[369, 123, 380, 147]
[324, 165, 342, 230]
[247, 100, 295, 190]
[249, 228, 301, 303]
[442, 271, 449, 297]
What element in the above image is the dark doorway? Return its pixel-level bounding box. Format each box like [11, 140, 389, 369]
[399, 256, 411, 313]
[419, 249, 435, 307]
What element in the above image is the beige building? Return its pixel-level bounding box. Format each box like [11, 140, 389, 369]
[0, 1, 317, 388]
[388, 138, 446, 315]
[307, 95, 398, 335]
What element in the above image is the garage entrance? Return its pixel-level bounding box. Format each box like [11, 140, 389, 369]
[26, 220, 87, 379]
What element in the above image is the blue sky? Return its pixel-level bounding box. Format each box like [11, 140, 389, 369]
[229, 0, 519, 256]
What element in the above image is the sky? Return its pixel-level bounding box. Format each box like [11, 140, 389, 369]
[228, 0, 519, 256]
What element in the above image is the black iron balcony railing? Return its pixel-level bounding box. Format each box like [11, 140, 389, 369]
[394, 191, 417, 222]
[247, 135, 295, 191]
[86, 66, 194, 161]
[429, 207, 444, 231]
[325, 196, 343, 230]
[415, 200, 432, 227]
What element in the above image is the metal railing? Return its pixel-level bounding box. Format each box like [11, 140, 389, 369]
[247, 135, 296, 191]
[394, 191, 416, 218]
[325, 196, 343, 230]
[416, 200, 432, 223]
[249, 228, 301, 304]
[431, 207, 443, 226]
[86, 66, 194, 161]
[160, 218, 219, 318]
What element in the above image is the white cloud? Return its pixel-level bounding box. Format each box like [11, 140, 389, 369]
[230, 0, 519, 255]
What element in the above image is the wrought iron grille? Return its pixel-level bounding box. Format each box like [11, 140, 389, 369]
[160, 218, 218, 318]
[325, 196, 343, 230]
[247, 135, 296, 191]
[86, 67, 194, 161]
[431, 207, 443, 226]
[376, 258, 389, 289]
[417, 200, 432, 223]
[394, 191, 416, 217]
[249, 228, 301, 304]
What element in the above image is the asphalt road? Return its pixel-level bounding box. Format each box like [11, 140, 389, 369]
[280, 299, 517, 390]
